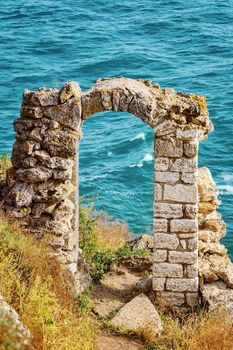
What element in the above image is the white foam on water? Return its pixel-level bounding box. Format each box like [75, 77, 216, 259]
[130, 132, 146, 141]
[129, 152, 153, 168]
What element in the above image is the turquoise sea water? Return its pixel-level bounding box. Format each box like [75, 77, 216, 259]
[0, 1, 233, 257]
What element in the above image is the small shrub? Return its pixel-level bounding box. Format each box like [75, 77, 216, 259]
[76, 288, 94, 314]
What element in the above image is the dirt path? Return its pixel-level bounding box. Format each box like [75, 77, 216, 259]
[98, 335, 143, 350]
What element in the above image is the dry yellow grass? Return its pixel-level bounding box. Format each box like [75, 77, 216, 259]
[149, 311, 233, 350]
[0, 213, 98, 350]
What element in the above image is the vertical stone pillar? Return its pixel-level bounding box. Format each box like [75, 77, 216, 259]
[1, 82, 82, 279]
[153, 128, 199, 309]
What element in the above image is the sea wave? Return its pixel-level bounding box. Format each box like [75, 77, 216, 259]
[130, 133, 146, 141]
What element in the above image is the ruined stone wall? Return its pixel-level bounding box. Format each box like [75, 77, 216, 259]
[0, 83, 82, 283]
[0, 77, 212, 305]
[153, 129, 199, 309]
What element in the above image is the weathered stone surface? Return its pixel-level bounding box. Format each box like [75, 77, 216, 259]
[155, 171, 179, 183]
[154, 157, 170, 171]
[185, 263, 198, 278]
[156, 291, 185, 306]
[154, 203, 183, 218]
[4, 183, 34, 207]
[129, 234, 153, 251]
[154, 219, 168, 232]
[181, 172, 197, 184]
[198, 167, 218, 201]
[183, 141, 198, 157]
[201, 281, 233, 312]
[170, 219, 197, 233]
[154, 183, 162, 200]
[171, 158, 197, 173]
[111, 293, 163, 337]
[153, 277, 166, 291]
[176, 129, 199, 140]
[42, 129, 77, 157]
[23, 88, 59, 107]
[184, 204, 197, 219]
[154, 233, 179, 249]
[155, 138, 183, 157]
[199, 241, 227, 256]
[59, 81, 82, 104]
[154, 120, 177, 137]
[164, 184, 197, 203]
[154, 249, 167, 262]
[0, 294, 31, 345]
[166, 277, 198, 292]
[16, 167, 52, 183]
[186, 292, 199, 307]
[168, 251, 198, 264]
[153, 262, 183, 278]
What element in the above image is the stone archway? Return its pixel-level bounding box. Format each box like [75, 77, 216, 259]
[1, 77, 212, 308]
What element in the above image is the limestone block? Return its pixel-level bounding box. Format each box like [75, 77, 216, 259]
[164, 184, 197, 203]
[201, 281, 233, 312]
[155, 171, 179, 183]
[186, 263, 198, 278]
[183, 141, 198, 158]
[42, 129, 77, 157]
[154, 120, 176, 137]
[184, 204, 197, 219]
[198, 167, 218, 200]
[22, 156, 37, 168]
[168, 251, 198, 264]
[187, 237, 198, 250]
[154, 219, 168, 232]
[20, 140, 35, 155]
[154, 249, 167, 262]
[154, 183, 162, 200]
[199, 229, 226, 243]
[186, 292, 199, 307]
[153, 278, 166, 291]
[16, 167, 52, 183]
[43, 104, 81, 131]
[154, 203, 183, 218]
[21, 106, 43, 118]
[155, 137, 183, 157]
[111, 293, 163, 337]
[166, 277, 198, 292]
[153, 262, 183, 278]
[198, 241, 227, 256]
[33, 180, 75, 203]
[154, 157, 170, 171]
[29, 127, 42, 142]
[24, 88, 59, 106]
[176, 129, 199, 140]
[156, 291, 185, 306]
[53, 168, 73, 181]
[170, 219, 197, 233]
[171, 158, 197, 173]
[199, 201, 220, 214]
[5, 183, 34, 207]
[154, 233, 179, 250]
[181, 172, 197, 184]
[59, 81, 81, 104]
[179, 233, 196, 238]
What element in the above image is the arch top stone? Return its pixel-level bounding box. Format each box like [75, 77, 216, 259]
[80, 77, 213, 140]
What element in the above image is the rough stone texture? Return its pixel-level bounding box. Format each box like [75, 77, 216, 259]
[0, 294, 31, 346]
[197, 167, 233, 310]
[111, 293, 163, 337]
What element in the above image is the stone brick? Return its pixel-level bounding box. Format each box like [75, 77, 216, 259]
[154, 120, 176, 137]
[187, 237, 198, 250]
[170, 219, 198, 233]
[154, 219, 168, 232]
[156, 291, 185, 306]
[171, 158, 197, 173]
[155, 171, 179, 183]
[154, 249, 167, 262]
[153, 262, 183, 278]
[153, 278, 166, 291]
[176, 129, 199, 140]
[154, 203, 183, 218]
[154, 183, 162, 200]
[181, 172, 197, 184]
[154, 233, 179, 249]
[164, 184, 197, 203]
[186, 263, 198, 278]
[186, 292, 199, 307]
[184, 141, 198, 158]
[168, 251, 198, 264]
[179, 233, 196, 238]
[166, 277, 198, 292]
[184, 204, 197, 219]
[154, 157, 170, 171]
[155, 138, 183, 158]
